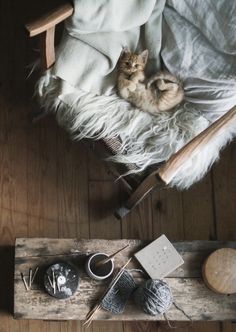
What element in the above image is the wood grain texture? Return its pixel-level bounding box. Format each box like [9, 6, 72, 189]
[122, 197, 153, 240]
[14, 238, 236, 321]
[89, 181, 121, 238]
[40, 27, 55, 69]
[0, 128, 28, 215]
[88, 181, 123, 331]
[88, 149, 113, 182]
[202, 248, 236, 294]
[152, 188, 184, 241]
[27, 125, 58, 227]
[57, 133, 89, 239]
[181, 172, 219, 332]
[182, 174, 215, 240]
[1, 0, 236, 331]
[122, 185, 155, 332]
[25, 2, 73, 37]
[158, 106, 236, 184]
[213, 142, 236, 241]
[212, 142, 236, 332]
[221, 322, 236, 332]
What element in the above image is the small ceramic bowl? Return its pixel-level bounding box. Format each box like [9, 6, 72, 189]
[85, 252, 114, 281]
[44, 262, 79, 299]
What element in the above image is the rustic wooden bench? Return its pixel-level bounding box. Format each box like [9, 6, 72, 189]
[14, 238, 236, 321]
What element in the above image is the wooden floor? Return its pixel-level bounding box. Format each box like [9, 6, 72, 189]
[1, 1, 236, 331]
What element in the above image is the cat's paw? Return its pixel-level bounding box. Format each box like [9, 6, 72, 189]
[128, 82, 136, 92]
[157, 79, 166, 90]
[120, 88, 129, 99]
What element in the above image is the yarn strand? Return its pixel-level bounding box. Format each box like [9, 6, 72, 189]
[173, 301, 192, 321]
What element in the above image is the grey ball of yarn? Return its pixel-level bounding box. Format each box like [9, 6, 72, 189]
[134, 279, 173, 316]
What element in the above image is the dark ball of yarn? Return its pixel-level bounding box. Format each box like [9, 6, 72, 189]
[134, 279, 173, 316]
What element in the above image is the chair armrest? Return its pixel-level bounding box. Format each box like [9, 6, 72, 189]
[25, 2, 73, 69]
[25, 2, 73, 37]
[158, 106, 236, 184]
[115, 106, 236, 218]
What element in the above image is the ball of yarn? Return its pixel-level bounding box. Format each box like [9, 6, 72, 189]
[134, 279, 173, 316]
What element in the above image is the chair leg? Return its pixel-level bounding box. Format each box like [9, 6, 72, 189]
[115, 172, 165, 219]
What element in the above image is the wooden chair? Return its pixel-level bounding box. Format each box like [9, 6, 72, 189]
[25, 2, 236, 219]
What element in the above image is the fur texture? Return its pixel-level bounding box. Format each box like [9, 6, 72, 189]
[117, 50, 184, 115]
[34, 72, 236, 190]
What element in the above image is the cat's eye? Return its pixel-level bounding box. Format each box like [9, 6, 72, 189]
[125, 61, 130, 66]
[135, 64, 139, 68]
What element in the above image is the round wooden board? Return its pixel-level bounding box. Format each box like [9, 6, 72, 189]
[202, 248, 236, 294]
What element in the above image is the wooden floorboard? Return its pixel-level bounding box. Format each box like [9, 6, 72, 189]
[0, 1, 235, 331]
[152, 188, 184, 241]
[89, 180, 123, 331]
[152, 174, 220, 332]
[182, 174, 215, 240]
[212, 142, 236, 332]
[122, 187, 155, 331]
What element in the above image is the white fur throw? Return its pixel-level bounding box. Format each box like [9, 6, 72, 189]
[36, 72, 235, 189]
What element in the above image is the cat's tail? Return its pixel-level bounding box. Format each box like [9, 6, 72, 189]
[147, 71, 181, 88]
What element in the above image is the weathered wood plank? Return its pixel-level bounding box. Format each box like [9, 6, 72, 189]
[14, 275, 236, 321]
[14, 238, 236, 321]
[15, 238, 236, 278]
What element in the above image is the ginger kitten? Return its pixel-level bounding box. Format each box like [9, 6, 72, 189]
[117, 49, 184, 115]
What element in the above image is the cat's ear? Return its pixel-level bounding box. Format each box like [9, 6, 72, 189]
[140, 49, 149, 65]
[120, 46, 130, 56]
[119, 46, 130, 61]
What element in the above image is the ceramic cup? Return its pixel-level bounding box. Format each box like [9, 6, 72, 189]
[85, 252, 114, 281]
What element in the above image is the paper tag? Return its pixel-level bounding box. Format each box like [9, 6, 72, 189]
[134, 235, 184, 279]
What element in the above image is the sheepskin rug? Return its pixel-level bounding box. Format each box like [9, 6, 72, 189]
[36, 71, 236, 189]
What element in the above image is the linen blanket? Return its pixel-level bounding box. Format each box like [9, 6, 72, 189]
[38, 0, 236, 188]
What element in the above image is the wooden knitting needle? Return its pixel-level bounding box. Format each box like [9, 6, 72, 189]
[84, 257, 132, 327]
[29, 268, 33, 288]
[31, 266, 39, 284]
[94, 244, 130, 268]
[21, 273, 29, 291]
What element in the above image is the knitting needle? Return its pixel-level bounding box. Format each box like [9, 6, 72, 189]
[95, 244, 130, 268]
[83, 257, 132, 327]
[29, 268, 33, 288]
[52, 270, 56, 294]
[47, 275, 53, 288]
[21, 273, 29, 291]
[56, 277, 61, 292]
[31, 266, 39, 285]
